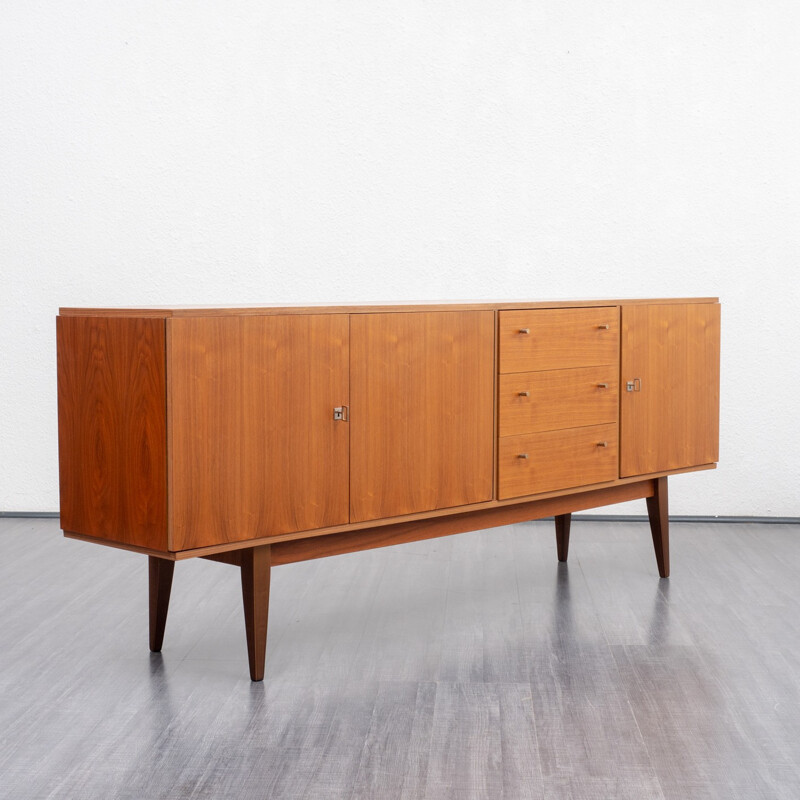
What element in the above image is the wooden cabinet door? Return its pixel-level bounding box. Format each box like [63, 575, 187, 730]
[620, 303, 720, 477]
[350, 311, 495, 522]
[168, 315, 350, 550]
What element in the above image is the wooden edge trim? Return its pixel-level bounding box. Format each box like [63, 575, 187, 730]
[63, 531, 177, 559]
[59, 309, 174, 317]
[270, 480, 655, 566]
[201, 552, 243, 566]
[57, 298, 719, 318]
[624, 463, 715, 481]
[492, 309, 498, 501]
[165, 318, 174, 551]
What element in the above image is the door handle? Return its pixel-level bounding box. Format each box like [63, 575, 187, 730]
[625, 379, 641, 392]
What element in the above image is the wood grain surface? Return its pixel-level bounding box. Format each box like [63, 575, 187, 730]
[647, 475, 670, 578]
[498, 367, 619, 436]
[498, 423, 619, 500]
[620, 303, 720, 477]
[271, 480, 654, 565]
[56, 315, 168, 550]
[168, 314, 350, 550]
[148, 556, 174, 651]
[59, 463, 714, 560]
[498, 307, 619, 373]
[555, 513, 571, 562]
[349, 311, 495, 523]
[58, 297, 718, 317]
[240, 544, 271, 681]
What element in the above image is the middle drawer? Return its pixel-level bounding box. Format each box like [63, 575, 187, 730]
[499, 367, 619, 436]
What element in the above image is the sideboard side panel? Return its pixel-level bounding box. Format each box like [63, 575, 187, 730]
[168, 314, 350, 550]
[56, 315, 168, 550]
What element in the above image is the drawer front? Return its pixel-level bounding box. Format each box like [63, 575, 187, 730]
[499, 367, 618, 436]
[499, 307, 619, 373]
[498, 424, 618, 499]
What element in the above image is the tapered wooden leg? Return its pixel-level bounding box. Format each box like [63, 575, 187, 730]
[149, 556, 175, 652]
[240, 544, 271, 682]
[555, 513, 571, 562]
[646, 476, 670, 578]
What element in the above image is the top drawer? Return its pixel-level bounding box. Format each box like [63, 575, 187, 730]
[499, 307, 620, 373]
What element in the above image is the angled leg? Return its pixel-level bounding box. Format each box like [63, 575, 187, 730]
[149, 556, 175, 652]
[646, 476, 670, 578]
[240, 544, 271, 682]
[555, 513, 571, 562]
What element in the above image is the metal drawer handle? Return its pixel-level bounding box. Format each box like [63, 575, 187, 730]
[596, 383, 609, 389]
[518, 328, 530, 335]
[597, 441, 608, 448]
[517, 453, 529, 459]
[597, 324, 610, 330]
[518, 391, 530, 397]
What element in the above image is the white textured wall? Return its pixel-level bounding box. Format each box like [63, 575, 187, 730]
[1, 2, 798, 515]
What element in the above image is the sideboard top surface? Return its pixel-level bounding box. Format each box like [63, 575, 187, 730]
[59, 297, 719, 317]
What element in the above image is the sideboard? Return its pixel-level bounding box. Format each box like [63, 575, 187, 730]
[56, 299, 720, 680]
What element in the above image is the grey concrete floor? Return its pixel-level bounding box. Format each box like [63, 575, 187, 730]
[1, 516, 799, 799]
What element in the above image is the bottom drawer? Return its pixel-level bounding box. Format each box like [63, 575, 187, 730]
[498, 424, 618, 500]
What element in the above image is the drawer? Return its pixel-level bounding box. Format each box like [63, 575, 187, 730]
[499, 367, 618, 436]
[498, 423, 618, 499]
[499, 307, 619, 373]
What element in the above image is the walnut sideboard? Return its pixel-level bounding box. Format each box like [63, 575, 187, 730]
[56, 299, 720, 680]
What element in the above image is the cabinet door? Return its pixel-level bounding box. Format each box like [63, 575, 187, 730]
[350, 311, 495, 522]
[168, 315, 350, 550]
[620, 303, 720, 477]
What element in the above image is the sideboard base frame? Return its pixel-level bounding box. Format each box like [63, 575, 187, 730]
[148, 476, 670, 682]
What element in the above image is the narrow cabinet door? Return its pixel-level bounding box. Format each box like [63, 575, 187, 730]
[620, 303, 720, 477]
[168, 315, 350, 550]
[350, 311, 495, 523]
